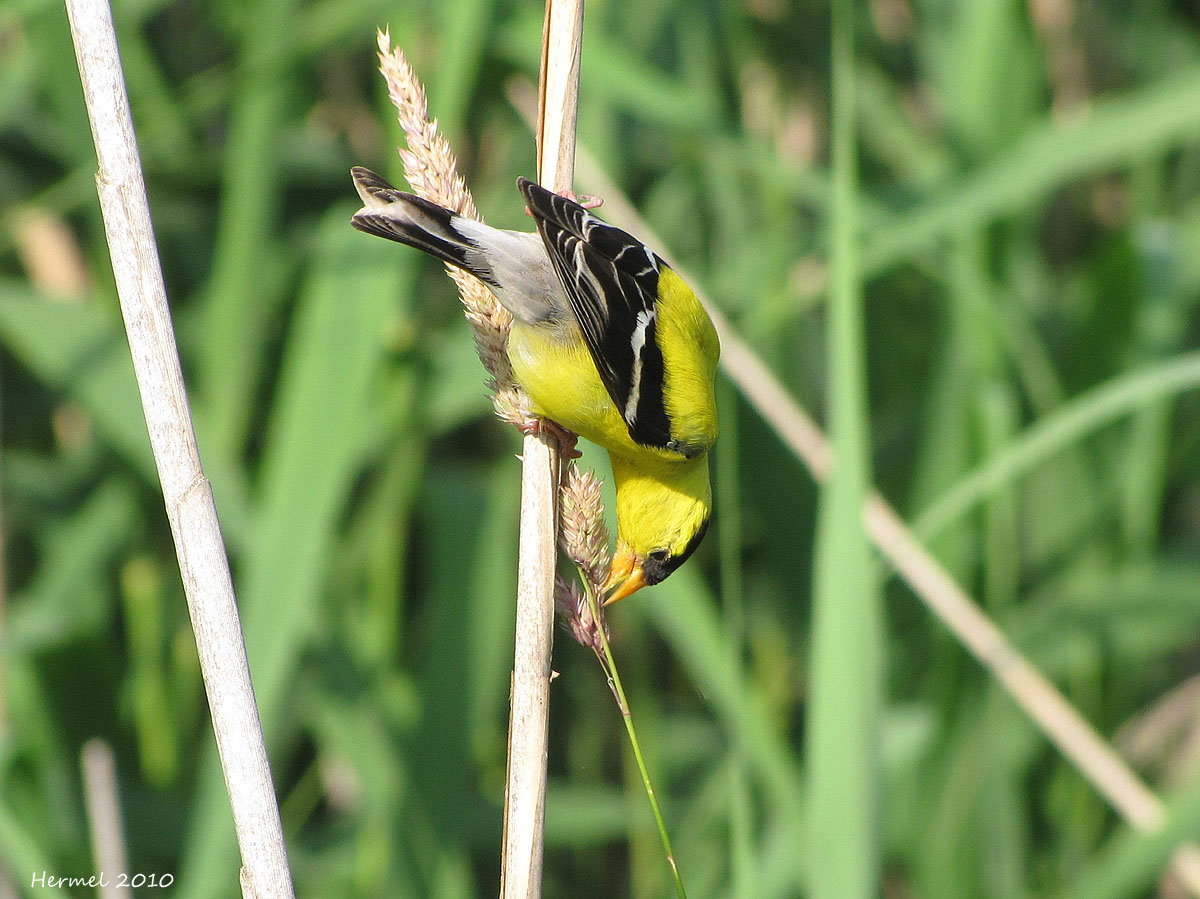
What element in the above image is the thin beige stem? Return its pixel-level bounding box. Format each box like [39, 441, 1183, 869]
[81, 740, 129, 899]
[500, 4, 583, 899]
[537, 0, 583, 193]
[559, 141, 1200, 897]
[65, 2, 293, 896]
[502, 429, 559, 899]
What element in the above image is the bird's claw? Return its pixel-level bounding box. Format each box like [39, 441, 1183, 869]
[524, 189, 604, 217]
[568, 191, 604, 210]
[518, 416, 582, 458]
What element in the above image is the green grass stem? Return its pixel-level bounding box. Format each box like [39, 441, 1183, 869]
[582, 573, 688, 899]
[804, 2, 882, 897]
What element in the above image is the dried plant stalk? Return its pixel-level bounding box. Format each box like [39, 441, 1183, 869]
[373, 14, 586, 898]
[501, 4, 581, 896]
[66, 1, 295, 896]
[81, 740, 129, 899]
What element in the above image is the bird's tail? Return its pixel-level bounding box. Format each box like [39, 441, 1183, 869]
[349, 167, 496, 285]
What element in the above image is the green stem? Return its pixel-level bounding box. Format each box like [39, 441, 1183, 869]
[583, 573, 688, 899]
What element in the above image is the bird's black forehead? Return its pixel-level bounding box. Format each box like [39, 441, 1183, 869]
[642, 516, 711, 586]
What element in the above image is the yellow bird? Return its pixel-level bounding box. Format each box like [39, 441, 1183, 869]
[350, 168, 718, 602]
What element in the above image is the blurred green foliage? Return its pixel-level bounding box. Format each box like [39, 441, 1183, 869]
[3, 0, 1200, 896]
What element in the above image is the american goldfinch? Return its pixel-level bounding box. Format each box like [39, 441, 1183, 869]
[349, 167, 718, 602]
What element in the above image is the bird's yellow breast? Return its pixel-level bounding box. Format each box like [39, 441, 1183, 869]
[507, 320, 640, 455]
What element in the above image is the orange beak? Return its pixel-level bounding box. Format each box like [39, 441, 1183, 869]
[603, 546, 647, 604]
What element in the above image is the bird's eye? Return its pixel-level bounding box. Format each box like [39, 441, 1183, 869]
[648, 549, 669, 563]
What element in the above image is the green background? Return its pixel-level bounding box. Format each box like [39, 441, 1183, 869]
[3, 0, 1200, 896]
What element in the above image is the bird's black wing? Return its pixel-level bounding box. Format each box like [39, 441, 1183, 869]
[517, 178, 673, 450]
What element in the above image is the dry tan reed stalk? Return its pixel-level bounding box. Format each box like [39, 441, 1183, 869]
[81, 740, 129, 899]
[373, 16, 589, 899]
[501, 5, 582, 897]
[67, 1, 295, 896]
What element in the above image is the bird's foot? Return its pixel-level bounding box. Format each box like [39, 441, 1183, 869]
[566, 191, 604, 210]
[518, 416, 581, 458]
[524, 189, 604, 216]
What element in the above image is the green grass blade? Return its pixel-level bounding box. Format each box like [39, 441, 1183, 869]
[176, 206, 406, 897]
[863, 69, 1200, 274]
[715, 379, 755, 899]
[196, 0, 302, 460]
[805, 2, 882, 896]
[914, 351, 1200, 541]
[1056, 777, 1200, 899]
[644, 570, 808, 892]
[0, 284, 152, 479]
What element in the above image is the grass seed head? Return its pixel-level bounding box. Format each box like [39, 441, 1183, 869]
[376, 28, 514, 395]
[554, 574, 608, 654]
[559, 464, 612, 591]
